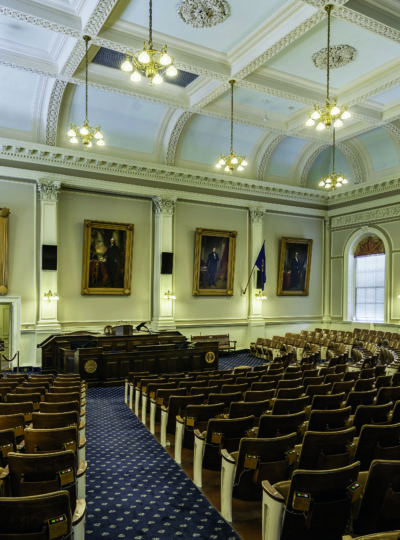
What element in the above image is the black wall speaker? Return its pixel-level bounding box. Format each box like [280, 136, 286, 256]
[42, 245, 57, 271]
[161, 252, 173, 274]
[256, 269, 262, 289]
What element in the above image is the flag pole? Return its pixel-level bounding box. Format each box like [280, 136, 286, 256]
[242, 264, 256, 295]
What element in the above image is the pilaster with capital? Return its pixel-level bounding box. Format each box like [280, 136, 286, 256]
[37, 180, 61, 327]
[151, 197, 177, 331]
[323, 217, 331, 322]
[248, 207, 265, 328]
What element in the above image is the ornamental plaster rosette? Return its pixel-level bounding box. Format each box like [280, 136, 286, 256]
[177, 0, 230, 28]
[312, 45, 356, 69]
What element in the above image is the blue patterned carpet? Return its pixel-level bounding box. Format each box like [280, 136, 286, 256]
[85, 386, 241, 539]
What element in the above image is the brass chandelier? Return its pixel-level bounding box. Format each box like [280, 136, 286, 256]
[216, 80, 248, 173]
[306, 4, 350, 131]
[120, 0, 177, 85]
[67, 36, 105, 148]
[319, 129, 348, 189]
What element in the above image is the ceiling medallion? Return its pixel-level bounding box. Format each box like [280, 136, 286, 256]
[312, 45, 356, 70]
[177, 0, 231, 28]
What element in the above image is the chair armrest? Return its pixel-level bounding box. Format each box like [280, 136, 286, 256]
[194, 428, 204, 442]
[72, 499, 86, 527]
[221, 449, 235, 465]
[176, 415, 184, 425]
[161, 405, 168, 413]
[77, 459, 87, 478]
[78, 436, 86, 449]
[262, 480, 285, 504]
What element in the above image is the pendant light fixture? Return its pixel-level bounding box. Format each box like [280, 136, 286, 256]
[216, 80, 248, 173]
[67, 36, 105, 148]
[306, 4, 350, 131]
[319, 128, 348, 189]
[120, 0, 178, 85]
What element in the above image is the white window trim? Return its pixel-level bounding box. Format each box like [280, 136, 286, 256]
[343, 227, 390, 323]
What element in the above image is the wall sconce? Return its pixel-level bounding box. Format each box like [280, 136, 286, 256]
[43, 290, 59, 301]
[255, 290, 267, 301]
[163, 290, 176, 300]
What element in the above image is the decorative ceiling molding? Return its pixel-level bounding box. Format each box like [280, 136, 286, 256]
[165, 111, 193, 166]
[300, 144, 329, 186]
[46, 80, 68, 146]
[0, 139, 328, 207]
[336, 142, 365, 185]
[331, 196, 400, 229]
[312, 45, 357, 69]
[329, 178, 400, 206]
[235, 11, 325, 79]
[335, 6, 400, 43]
[177, 0, 230, 28]
[0, 6, 79, 37]
[257, 135, 285, 180]
[83, 0, 119, 36]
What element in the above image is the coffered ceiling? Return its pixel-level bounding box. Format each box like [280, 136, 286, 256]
[1, 0, 400, 194]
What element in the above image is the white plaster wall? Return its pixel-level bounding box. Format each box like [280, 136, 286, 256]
[262, 212, 324, 321]
[58, 191, 152, 326]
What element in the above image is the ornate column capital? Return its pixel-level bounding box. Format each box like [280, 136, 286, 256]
[38, 180, 61, 202]
[153, 196, 176, 215]
[249, 207, 264, 224]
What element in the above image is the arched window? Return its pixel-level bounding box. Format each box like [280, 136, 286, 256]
[353, 235, 385, 322]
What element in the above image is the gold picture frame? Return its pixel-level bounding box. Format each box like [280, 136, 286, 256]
[193, 228, 236, 296]
[0, 208, 10, 295]
[81, 220, 133, 295]
[277, 237, 313, 296]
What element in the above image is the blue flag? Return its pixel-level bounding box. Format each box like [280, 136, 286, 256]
[255, 242, 266, 291]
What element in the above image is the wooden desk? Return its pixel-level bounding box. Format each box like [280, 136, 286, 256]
[39, 332, 218, 386]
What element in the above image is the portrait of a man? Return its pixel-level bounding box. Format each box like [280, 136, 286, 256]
[82, 220, 133, 295]
[277, 237, 313, 296]
[193, 228, 236, 296]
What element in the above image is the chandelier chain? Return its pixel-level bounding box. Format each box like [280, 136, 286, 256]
[326, 4, 332, 103]
[332, 128, 335, 174]
[84, 35, 89, 122]
[149, 0, 153, 48]
[230, 80, 234, 154]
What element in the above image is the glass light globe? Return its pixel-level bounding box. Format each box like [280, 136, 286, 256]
[237, 165, 244, 171]
[343, 178, 348, 184]
[337, 175, 344, 183]
[121, 58, 133, 72]
[96, 139, 105, 146]
[160, 52, 172, 66]
[319, 180, 325, 187]
[216, 163, 222, 168]
[166, 65, 178, 77]
[311, 110, 321, 120]
[94, 130, 103, 139]
[306, 118, 315, 127]
[79, 126, 89, 135]
[331, 105, 340, 116]
[242, 160, 248, 167]
[67, 128, 76, 137]
[316, 122, 325, 131]
[130, 70, 141, 82]
[218, 158, 226, 166]
[324, 184, 330, 189]
[334, 118, 343, 128]
[70, 137, 78, 144]
[85, 141, 92, 148]
[138, 50, 150, 64]
[326, 176, 332, 183]
[153, 73, 163, 85]
[231, 156, 238, 164]
[341, 110, 351, 119]
[224, 165, 230, 172]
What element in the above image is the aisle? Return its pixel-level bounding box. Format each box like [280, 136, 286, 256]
[85, 386, 241, 539]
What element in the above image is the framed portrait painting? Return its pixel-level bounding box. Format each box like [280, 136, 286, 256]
[277, 237, 313, 296]
[81, 220, 133, 295]
[193, 228, 236, 296]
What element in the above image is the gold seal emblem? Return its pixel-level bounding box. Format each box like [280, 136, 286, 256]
[84, 359, 97, 373]
[205, 351, 215, 364]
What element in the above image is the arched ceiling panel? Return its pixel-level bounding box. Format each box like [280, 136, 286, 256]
[119, 0, 286, 53]
[307, 146, 353, 189]
[65, 85, 169, 154]
[267, 136, 308, 179]
[177, 114, 263, 169]
[357, 127, 400, 172]
[0, 65, 40, 132]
